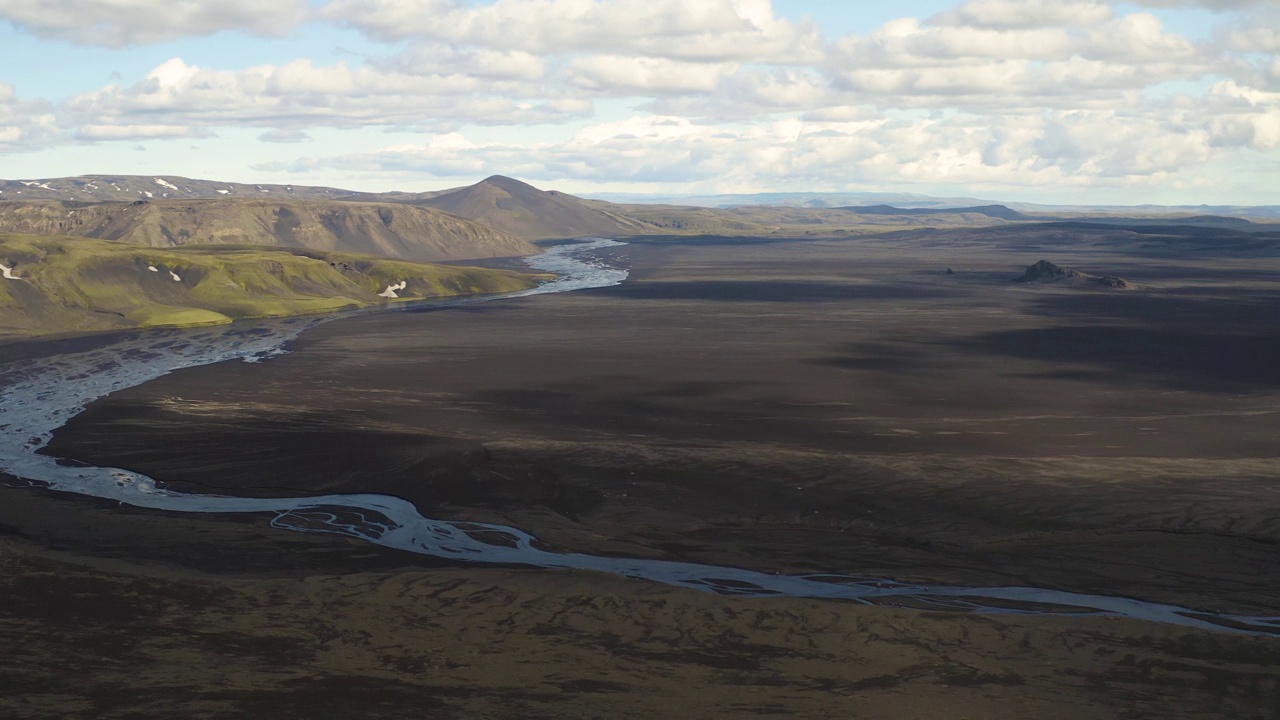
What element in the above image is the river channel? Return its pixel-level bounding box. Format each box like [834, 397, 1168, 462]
[1, 239, 1276, 637]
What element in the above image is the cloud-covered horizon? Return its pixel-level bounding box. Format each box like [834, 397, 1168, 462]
[0, 0, 1277, 202]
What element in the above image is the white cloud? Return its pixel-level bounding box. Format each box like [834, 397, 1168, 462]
[256, 103, 1264, 191]
[60, 57, 592, 135]
[931, 0, 1114, 28]
[835, 13, 1202, 69]
[568, 56, 739, 94]
[1205, 81, 1280, 149]
[373, 45, 550, 81]
[321, 0, 824, 63]
[1216, 5, 1280, 52]
[823, 12, 1215, 111]
[853, 19, 1080, 64]
[1087, 13, 1201, 62]
[645, 68, 833, 120]
[2, 0, 1276, 200]
[1224, 26, 1280, 53]
[1127, 0, 1272, 9]
[0, 83, 57, 153]
[75, 124, 213, 140]
[259, 129, 313, 143]
[0, 0, 307, 47]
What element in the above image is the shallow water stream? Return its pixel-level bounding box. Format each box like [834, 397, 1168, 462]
[1, 239, 1276, 636]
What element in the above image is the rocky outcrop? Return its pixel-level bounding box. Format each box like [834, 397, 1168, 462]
[1014, 260, 1131, 289]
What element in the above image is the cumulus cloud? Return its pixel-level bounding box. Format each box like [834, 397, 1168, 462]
[3, 0, 1276, 198]
[0, 0, 307, 47]
[835, 13, 1201, 71]
[256, 102, 1267, 190]
[568, 56, 739, 94]
[1215, 5, 1280, 53]
[321, 0, 824, 63]
[373, 45, 550, 81]
[75, 124, 214, 140]
[1127, 0, 1272, 9]
[0, 83, 57, 153]
[60, 57, 593, 135]
[821, 13, 1214, 112]
[931, 0, 1114, 28]
[1224, 26, 1280, 53]
[645, 68, 834, 120]
[258, 129, 312, 143]
[1205, 81, 1280, 149]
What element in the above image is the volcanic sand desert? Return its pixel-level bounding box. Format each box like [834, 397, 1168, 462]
[5, 224, 1280, 718]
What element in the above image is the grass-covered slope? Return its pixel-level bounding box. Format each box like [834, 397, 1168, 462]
[0, 233, 542, 336]
[0, 199, 539, 262]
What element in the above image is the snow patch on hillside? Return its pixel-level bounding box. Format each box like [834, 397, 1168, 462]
[378, 281, 407, 298]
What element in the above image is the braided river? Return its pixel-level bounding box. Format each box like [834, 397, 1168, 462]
[1, 239, 1276, 636]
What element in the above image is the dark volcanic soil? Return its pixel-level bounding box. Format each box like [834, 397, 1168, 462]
[11, 224, 1280, 718]
[42, 228, 1280, 613]
[4, 484, 1278, 720]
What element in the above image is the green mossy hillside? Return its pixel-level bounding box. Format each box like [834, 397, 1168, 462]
[0, 234, 543, 336]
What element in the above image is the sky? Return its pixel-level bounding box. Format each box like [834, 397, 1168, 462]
[1, 0, 1278, 204]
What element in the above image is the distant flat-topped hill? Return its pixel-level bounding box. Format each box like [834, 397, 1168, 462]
[841, 204, 1029, 221]
[0, 199, 537, 262]
[416, 175, 653, 240]
[1015, 260, 1131, 289]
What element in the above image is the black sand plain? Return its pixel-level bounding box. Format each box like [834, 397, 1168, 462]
[5, 222, 1280, 718]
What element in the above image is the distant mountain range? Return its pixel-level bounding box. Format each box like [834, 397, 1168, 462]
[0, 176, 355, 203]
[6, 175, 1275, 224]
[587, 190, 1280, 219]
[587, 189, 996, 210]
[841, 204, 1029, 221]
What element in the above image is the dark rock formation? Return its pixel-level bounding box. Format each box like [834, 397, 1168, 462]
[1093, 275, 1131, 289]
[1014, 260, 1130, 289]
[1015, 260, 1086, 283]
